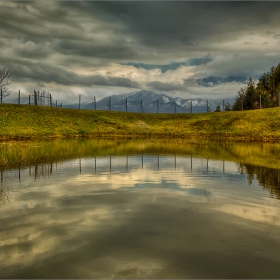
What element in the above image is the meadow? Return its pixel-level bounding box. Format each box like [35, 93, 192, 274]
[1, 103, 280, 142]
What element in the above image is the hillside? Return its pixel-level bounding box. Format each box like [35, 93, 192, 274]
[61, 90, 234, 113]
[0, 103, 280, 141]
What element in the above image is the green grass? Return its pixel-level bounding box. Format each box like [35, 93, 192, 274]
[1, 104, 280, 141]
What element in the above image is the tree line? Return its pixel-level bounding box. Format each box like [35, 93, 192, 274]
[231, 63, 280, 111]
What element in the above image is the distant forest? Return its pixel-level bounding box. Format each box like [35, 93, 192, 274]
[231, 63, 280, 111]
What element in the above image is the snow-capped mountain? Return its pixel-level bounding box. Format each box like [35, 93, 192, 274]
[80, 90, 235, 113]
[4, 89, 235, 112]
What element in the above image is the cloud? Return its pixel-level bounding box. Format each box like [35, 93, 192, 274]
[84, 2, 280, 52]
[53, 39, 139, 60]
[196, 76, 248, 87]
[121, 54, 213, 73]
[1, 57, 140, 89]
[1, 1, 280, 100]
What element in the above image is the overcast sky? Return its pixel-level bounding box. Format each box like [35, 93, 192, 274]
[1, 1, 280, 102]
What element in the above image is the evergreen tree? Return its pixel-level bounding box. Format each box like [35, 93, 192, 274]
[224, 102, 231, 111]
[256, 63, 280, 107]
[233, 63, 280, 111]
[233, 77, 258, 110]
[244, 77, 258, 109]
[232, 88, 245, 111]
[214, 104, 221, 112]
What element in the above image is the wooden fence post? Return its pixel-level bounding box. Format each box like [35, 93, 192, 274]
[50, 94, 52, 107]
[34, 90, 37, 105]
[174, 100, 176, 113]
[260, 93, 261, 109]
[223, 99, 224, 111]
[29, 95, 30, 105]
[94, 96, 96, 110]
[191, 99, 192, 113]
[157, 99, 159, 113]
[0, 89, 2, 104]
[18, 90, 20, 104]
[79, 95, 81, 110]
[141, 99, 143, 113]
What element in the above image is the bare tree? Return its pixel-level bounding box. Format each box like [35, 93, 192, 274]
[0, 66, 13, 99]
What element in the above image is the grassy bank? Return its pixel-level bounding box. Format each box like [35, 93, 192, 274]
[1, 104, 280, 141]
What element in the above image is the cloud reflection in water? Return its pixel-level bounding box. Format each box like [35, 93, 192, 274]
[0, 155, 280, 278]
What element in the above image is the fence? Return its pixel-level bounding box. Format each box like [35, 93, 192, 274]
[0, 89, 232, 113]
[0, 89, 63, 108]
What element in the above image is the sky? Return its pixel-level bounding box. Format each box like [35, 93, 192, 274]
[1, 1, 280, 103]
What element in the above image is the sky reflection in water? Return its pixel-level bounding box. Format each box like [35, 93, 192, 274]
[1, 151, 280, 278]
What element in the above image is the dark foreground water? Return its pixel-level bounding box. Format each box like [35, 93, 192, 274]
[1, 139, 280, 278]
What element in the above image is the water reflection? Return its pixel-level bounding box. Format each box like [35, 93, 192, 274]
[1, 154, 280, 205]
[0, 172, 11, 205]
[1, 139, 280, 278]
[238, 163, 280, 200]
[1, 138, 280, 170]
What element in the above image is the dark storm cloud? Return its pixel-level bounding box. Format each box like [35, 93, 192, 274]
[0, 2, 84, 42]
[1, 57, 140, 89]
[4, 1, 279, 63]
[53, 40, 138, 59]
[82, 1, 280, 50]
[121, 54, 213, 73]
[1, 1, 280, 97]
[15, 42, 53, 59]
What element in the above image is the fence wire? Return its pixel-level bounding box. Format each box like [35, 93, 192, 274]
[0, 90, 232, 113]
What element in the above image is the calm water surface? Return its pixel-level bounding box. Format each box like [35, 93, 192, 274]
[1, 139, 280, 278]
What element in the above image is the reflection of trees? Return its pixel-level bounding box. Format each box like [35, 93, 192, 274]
[0, 185, 11, 205]
[238, 163, 280, 200]
[0, 170, 11, 205]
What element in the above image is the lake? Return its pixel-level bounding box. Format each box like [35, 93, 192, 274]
[1, 139, 280, 278]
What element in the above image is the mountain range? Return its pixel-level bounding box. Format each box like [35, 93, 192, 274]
[64, 90, 235, 113]
[6, 90, 235, 113]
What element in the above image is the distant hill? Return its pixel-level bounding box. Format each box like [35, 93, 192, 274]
[5, 90, 235, 113]
[81, 90, 235, 113]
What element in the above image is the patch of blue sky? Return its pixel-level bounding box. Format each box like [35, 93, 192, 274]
[120, 55, 213, 73]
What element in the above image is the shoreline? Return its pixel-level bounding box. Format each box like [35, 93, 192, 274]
[1, 134, 280, 143]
